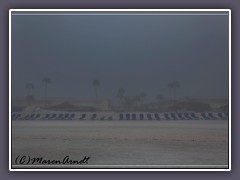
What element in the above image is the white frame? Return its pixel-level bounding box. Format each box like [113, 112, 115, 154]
[9, 9, 231, 171]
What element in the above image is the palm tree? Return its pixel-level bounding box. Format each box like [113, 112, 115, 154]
[167, 81, 180, 102]
[167, 82, 174, 101]
[133, 94, 141, 107]
[25, 83, 34, 105]
[124, 96, 133, 110]
[26, 95, 35, 106]
[139, 92, 147, 105]
[42, 78, 52, 107]
[172, 81, 180, 102]
[92, 79, 100, 101]
[25, 83, 34, 96]
[116, 88, 126, 106]
[156, 94, 164, 102]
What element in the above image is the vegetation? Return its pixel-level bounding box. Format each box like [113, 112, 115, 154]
[42, 78, 52, 107]
[92, 79, 100, 101]
[25, 83, 34, 96]
[167, 81, 180, 102]
[168, 101, 211, 112]
[156, 94, 165, 102]
[116, 88, 126, 107]
[25, 83, 34, 106]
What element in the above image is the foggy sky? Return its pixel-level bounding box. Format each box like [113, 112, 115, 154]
[11, 12, 229, 103]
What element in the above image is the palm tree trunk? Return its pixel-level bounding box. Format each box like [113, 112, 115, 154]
[44, 83, 47, 107]
[175, 88, 177, 102]
[95, 87, 98, 102]
[174, 87, 176, 102]
[169, 88, 172, 101]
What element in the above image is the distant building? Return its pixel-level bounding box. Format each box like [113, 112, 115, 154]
[12, 97, 110, 112]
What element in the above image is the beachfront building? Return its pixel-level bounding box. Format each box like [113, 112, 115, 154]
[12, 97, 110, 112]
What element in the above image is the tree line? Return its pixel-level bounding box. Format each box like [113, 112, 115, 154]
[25, 78, 181, 108]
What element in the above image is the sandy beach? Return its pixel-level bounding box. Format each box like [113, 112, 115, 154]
[11, 120, 228, 169]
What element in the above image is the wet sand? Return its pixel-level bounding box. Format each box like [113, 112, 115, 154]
[11, 120, 229, 169]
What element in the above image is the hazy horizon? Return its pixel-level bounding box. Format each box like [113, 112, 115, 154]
[11, 11, 229, 103]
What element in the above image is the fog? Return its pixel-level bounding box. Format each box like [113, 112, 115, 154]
[11, 12, 229, 103]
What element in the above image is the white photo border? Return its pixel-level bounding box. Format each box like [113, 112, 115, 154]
[9, 9, 231, 171]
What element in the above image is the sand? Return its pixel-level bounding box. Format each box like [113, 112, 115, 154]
[11, 120, 229, 169]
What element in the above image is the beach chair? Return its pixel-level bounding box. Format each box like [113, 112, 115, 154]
[119, 113, 124, 120]
[218, 113, 227, 120]
[23, 114, 30, 120]
[201, 113, 210, 120]
[147, 113, 152, 120]
[43, 114, 50, 120]
[126, 113, 130, 120]
[139, 114, 144, 120]
[12, 113, 17, 120]
[63, 113, 69, 120]
[171, 113, 178, 120]
[80, 114, 86, 120]
[57, 114, 64, 120]
[177, 113, 185, 120]
[164, 113, 170, 120]
[225, 113, 229, 119]
[34, 114, 41, 120]
[20, 114, 25, 120]
[184, 113, 192, 120]
[69, 114, 75, 120]
[12, 113, 16, 119]
[12, 113, 21, 120]
[132, 114, 136, 120]
[27, 114, 33, 120]
[50, 114, 57, 120]
[190, 112, 198, 120]
[91, 113, 97, 120]
[64, 113, 68, 120]
[98, 113, 105, 120]
[154, 113, 161, 120]
[208, 113, 217, 120]
[15, 114, 22, 120]
[30, 113, 40, 120]
[220, 113, 228, 120]
[28, 114, 34, 120]
[29, 114, 34, 120]
[16, 113, 22, 120]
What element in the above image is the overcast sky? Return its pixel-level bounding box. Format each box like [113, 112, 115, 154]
[11, 12, 229, 103]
